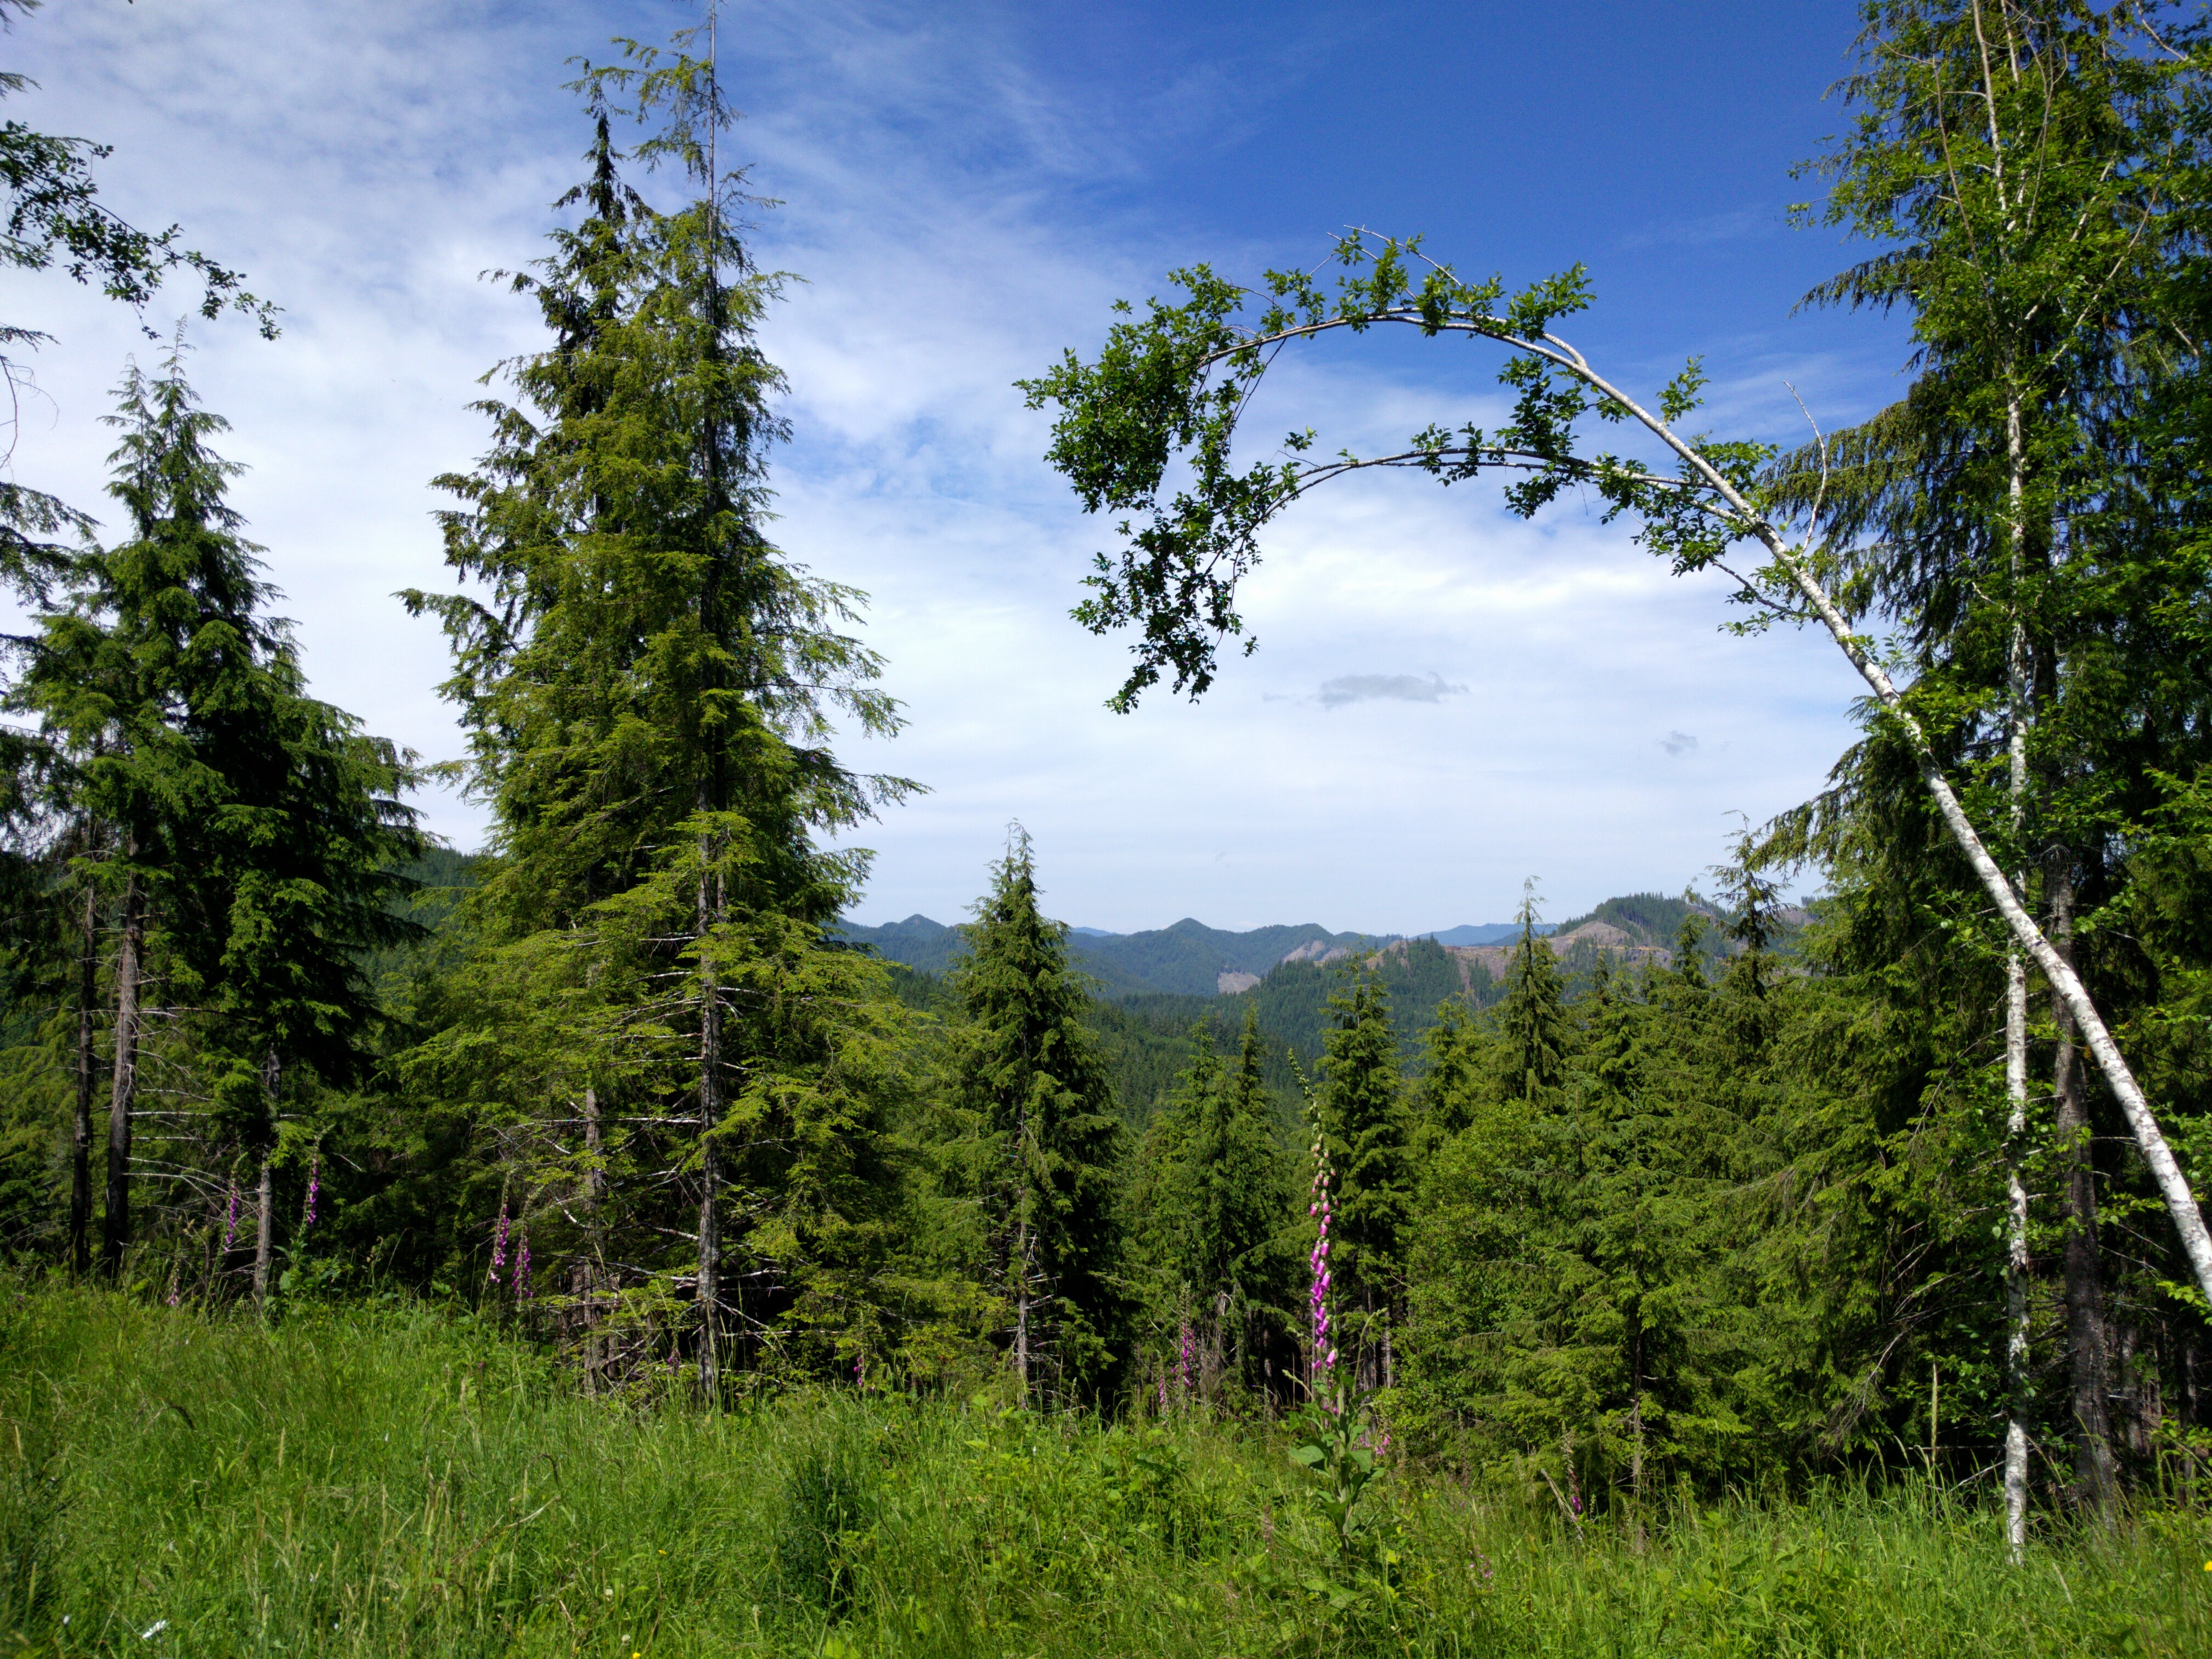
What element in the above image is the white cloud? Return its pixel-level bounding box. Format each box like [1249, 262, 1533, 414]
[0, 0, 1878, 935]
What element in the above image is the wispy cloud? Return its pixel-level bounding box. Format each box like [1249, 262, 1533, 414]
[1660, 730, 1699, 756]
[1618, 205, 1781, 252]
[0, 0, 1881, 935]
[1318, 672, 1469, 709]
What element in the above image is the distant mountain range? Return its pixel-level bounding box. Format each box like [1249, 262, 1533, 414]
[835, 915, 1391, 998]
[838, 911, 1600, 999]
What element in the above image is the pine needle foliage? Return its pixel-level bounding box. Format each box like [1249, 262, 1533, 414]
[1127, 1007, 1297, 1402]
[1316, 974, 1410, 1391]
[946, 829, 1126, 1402]
[400, 37, 918, 1390]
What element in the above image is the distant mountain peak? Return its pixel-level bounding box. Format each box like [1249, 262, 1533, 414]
[837, 893, 1751, 1001]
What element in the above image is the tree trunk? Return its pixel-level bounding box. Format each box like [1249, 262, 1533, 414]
[696, 868, 723, 1403]
[69, 880, 98, 1277]
[1013, 1204, 1032, 1401]
[100, 868, 142, 1278]
[252, 1155, 275, 1316]
[2000, 386, 2032, 1566]
[1009, 1056, 1035, 1401]
[2116, 1322, 2164, 1457]
[1929, 1361, 1940, 1468]
[579, 1083, 606, 1391]
[253, 1051, 279, 1317]
[2049, 863, 2117, 1515]
[693, 41, 731, 1401]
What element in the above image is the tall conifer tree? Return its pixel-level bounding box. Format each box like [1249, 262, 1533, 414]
[1764, 0, 2212, 1528]
[410, 25, 912, 1390]
[1317, 974, 1409, 1389]
[948, 831, 1124, 1401]
[10, 351, 418, 1282]
[1129, 1007, 1292, 1397]
[1498, 889, 1569, 1104]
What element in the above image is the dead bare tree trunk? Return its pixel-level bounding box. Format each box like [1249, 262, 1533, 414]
[252, 1155, 274, 1315]
[100, 867, 142, 1278]
[1012, 1074, 1038, 1403]
[69, 880, 98, 1277]
[692, 9, 731, 1408]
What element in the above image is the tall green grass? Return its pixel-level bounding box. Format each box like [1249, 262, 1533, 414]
[1, 1284, 2204, 1656]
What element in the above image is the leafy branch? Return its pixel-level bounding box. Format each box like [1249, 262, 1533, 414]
[1016, 229, 1779, 711]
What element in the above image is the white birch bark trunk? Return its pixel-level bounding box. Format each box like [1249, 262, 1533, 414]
[2002, 389, 2032, 1564]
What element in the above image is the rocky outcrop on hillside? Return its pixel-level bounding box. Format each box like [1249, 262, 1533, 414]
[1278, 938, 1356, 967]
[1445, 919, 1672, 984]
[1362, 918, 1677, 995]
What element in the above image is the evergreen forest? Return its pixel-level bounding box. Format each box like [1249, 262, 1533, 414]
[3, 3, 2212, 1655]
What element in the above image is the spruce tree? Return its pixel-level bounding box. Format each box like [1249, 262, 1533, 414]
[10, 352, 274, 1273]
[1497, 887, 1569, 1103]
[1413, 995, 1486, 1151]
[1126, 1029, 1215, 1395]
[9, 352, 419, 1283]
[949, 830, 1124, 1402]
[198, 680, 421, 1313]
[1317, 973, 1409, 1390]
[409, 32, 913, 1390]
[1129, 1007, 1291, 1400]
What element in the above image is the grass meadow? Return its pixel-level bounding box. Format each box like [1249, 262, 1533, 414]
[1, 1284, 2207, 1657]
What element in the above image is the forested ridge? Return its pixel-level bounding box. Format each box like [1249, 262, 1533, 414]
[4, 1, 2212, 1652]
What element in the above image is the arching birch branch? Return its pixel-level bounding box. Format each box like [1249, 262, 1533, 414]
[1021, 234, 2212, 1307]
[1538, 333, 2212, 1312]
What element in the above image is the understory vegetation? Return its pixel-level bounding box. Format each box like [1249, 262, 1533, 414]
[3, 1286, 2205, 1659]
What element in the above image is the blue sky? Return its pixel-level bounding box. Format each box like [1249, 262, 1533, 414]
[2, 0, 1908, 933]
